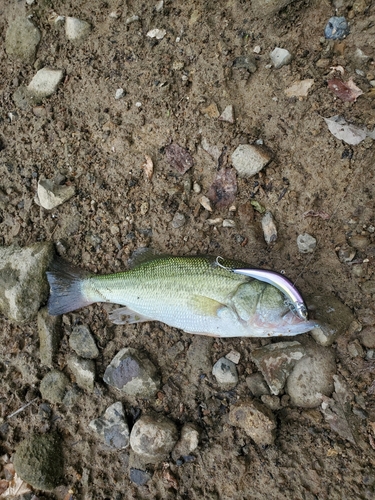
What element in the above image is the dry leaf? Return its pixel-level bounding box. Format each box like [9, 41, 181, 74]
[207, 168, 237, 208]
[324, 115, 367, 145]
[328, 78, 363, 102]
[1, 473, 32, 497]
[142, 154, 154, 180]
[165, 143, 194, 174]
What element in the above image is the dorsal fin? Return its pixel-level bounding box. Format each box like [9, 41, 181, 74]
[127, 247, 164, 268]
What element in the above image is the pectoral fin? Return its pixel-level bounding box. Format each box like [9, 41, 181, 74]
[108, 306, 152, 325]
[190, 295, 224, 317]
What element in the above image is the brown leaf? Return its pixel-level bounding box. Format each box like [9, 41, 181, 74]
[207, 168, 237, 208]
[165, 143, 194, 174]
[142, 154, 154, 180]
[328, 78, 363, 102]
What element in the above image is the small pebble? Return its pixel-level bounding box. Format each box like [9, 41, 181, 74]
[65, 17, 91, 41]
[89, 402, 130, 449]
[349, 234, 369, 250]
[67, 354, 95, 392]
[297, 233, 317, 253]
[231, 144, 272, 178]
[270, 47, 292, 69]
[38, 306, 62, 366]
[212, 357, 238, 388]
[261, 211, 277, 244]
[130, 414, 178, 463]
[193, 182, 201, 194]
[172, 423, 199, 461]
[37, 178, 75, 210]
[324, 17, 350, 40]
[359, 327, 375, 349]
[229, 399, 276, 446]
[69, 324, 99, 359]
[225, 350, 241, 364]
[129, 468, 152, 486]
[115, 88, 124, 100]
[146, 28, 166, 40]
[223, 219, 236, 228]
[218, 105, 234, 124]
[171, 212, 186, 229]
[27, 68, 64, 99]
[200, 196, 212, 211]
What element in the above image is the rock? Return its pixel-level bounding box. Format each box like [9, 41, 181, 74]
[297, 233, 317, 253]
[129, 468, 152, 486]
[231, 144, 272, 178]
[172, 423, 199, 461]
[348, 235, 370, 250]
[201, 138, 221, 160]
[347, 340, 364, 358]
[337, 244, 356, 263]
[200, 195, 212, 211]
[201, 103, 220, 118]
[251, 0, 295, 16]
[286, 344, 336, 408]
[0, 242, 54, 323]
[38, 307, 62, 366]
[251, 341, 306, 395]
[65, 17, 91, 41]
[40, 370, 69, 404]
[103, 348, 160, 398]
[27, 68, 64, 99]
[130, 414, 178, 463]
[37, 178, 75, 209]
[232, 55, 257, 73]
[212, 357, 238, 388]
[307, 294, 355, 346]
[5, 17, 41, 64]
[246, 373, 270, 397]
[67, 354, 95, 392]
[229, 399, 276, 446]
[359, 327, 375, 349]
[284, 79, 314, 98]
[165, 143, 194, 174]
[223, 219, 235, 228]
[89, 402, 130, 449]
[171, 212, 186, 229]
[115, 88, 124, 100]
[146, 28, 166, 40]
[69, 325, 99, 359]
[261, 211, 277, 244]
[270, 47, 292, 69]
[225, 350, 241, 364]
[13, 433, 63, 491]
[62, 386, 82, 407]
[324, 17, 349, 40]
[219, 105, 234, 124]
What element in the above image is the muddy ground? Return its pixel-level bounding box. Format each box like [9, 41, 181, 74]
[1, 0, 375, 498]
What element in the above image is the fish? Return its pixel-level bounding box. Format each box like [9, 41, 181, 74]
[46, 254, 317, 338]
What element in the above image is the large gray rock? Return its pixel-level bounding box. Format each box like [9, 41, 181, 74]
[0, 243, 54, 323]
[229, 399, 276, 446]
[307, 295, 355, 346]
[231, 144, 272, 178]
[103, 348, 160, 398]
[251, 341, 306, 395]
[13, 433, 63, 491]
[5, 17, 41, 63]
[89, 402, 130, 449]
[130, 414, 178, 463]
[286, 345, 336, 408]
[38, 306, 62, 366]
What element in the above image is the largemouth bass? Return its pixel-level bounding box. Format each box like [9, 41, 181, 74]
[47, 255, 316, 338]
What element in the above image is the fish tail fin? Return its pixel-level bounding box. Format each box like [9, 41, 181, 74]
[47, 258, 94, 315]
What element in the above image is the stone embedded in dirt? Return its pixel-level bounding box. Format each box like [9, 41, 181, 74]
[225, 350, 241, 364]
[219, 105, 234, 123]
[130, 414, 179, 463]
[324, 16, 349, 40]
[67, 354, 95, 392]
[165, 143, 194, 174]
[69, 324, 99, 359]
[348, 234, 370, 250]
[37, 178, 75, 210]
[103, 347, 160, 398]
[172, 423, 200, 461]
[359, 327, 375, 349]
[65, 17, 91, 41]
[229, 399, 276, 446]
[297, 233, 317, 253]
[207, 168, 237, 208]
[40, 370, 69, 404]
[232, 55, 257, 73]
[307, 294, 355, 346]
[146, 28, 166, 40]
[89, 402, 130, 449]
[62, 386, 82, 407]
[323, 116, 368, 146]
[171, 212, 186, 229]
[261, 211, 278, 244]
[201, 137, 221, 160]
[270, 47, 292, 69]
[13, 433, 64, 491]
[38, 307, 62, 366]
[246, 373, 270, 397]
[129, 468, 152, 486]
[286, 344, 336, 408]
[231, 144, 272, 178]
[251, 0, 295, 16]
[212, 357, 238, 388]
[0, 242, 53, 323]
[5, 17, 41, 64]
[285, 79, 314, 98]
[201, 102, 220, 118]
[115, 88, 124, 100]
[27, 68, 64, 99]
[251, 341, 306, 395]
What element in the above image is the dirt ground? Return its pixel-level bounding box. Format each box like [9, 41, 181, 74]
[1, 0, 375, 498]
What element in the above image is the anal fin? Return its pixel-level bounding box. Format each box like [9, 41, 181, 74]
[108, 306, 152, 325]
